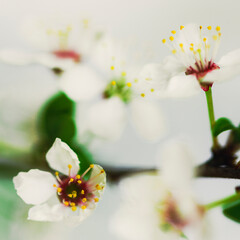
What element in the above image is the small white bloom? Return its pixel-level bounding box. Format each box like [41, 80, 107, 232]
[110, 139, 208, 240]
[74, 36, 166, 141]
[139, 24, 240, 98]
[13, 138, 106, 224]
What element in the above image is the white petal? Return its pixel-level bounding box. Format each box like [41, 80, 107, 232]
[28, 203, 64, 222]
[34, 52, 76, 70]
[13, 169, 57, 205]
[0, 49, 34, 66]
[167, 74, 200, 97]
[203, 48, 240, 83]
[159, 139, 195, 190]
[130, 99, 166, 141]
[59, 65, 104, 101]
[138, 63, 170, 93]
[162, 55, 185, 76]
[46, 138, 79, 176]
[90, 164, 106, 186]
[84, 97, 127, 140]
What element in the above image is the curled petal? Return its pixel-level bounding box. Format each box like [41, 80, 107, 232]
[46, 138, 79, 176]
[13, 169, 57, 205]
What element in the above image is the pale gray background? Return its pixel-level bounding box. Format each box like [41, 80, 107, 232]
[0, 0, 240, 239]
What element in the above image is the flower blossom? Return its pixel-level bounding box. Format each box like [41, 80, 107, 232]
[139, 24, 240, 98]
[63, 36, 166, 141]
[13, 138, 106, 224]
[110, 139, 208, 240]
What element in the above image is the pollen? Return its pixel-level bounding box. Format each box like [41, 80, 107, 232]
[169, 36, 174, 41]
[110, 65, 115, 70]
[81, 190, 85, 194]
[94, 198, 99, 202]
[141, 93, 145, 98]
[199, 26, 202, 30]
[53, 184, 57, 188]
[64, 201, 69, 206]
[171, 30, 176, 34]
[162, 39, 166, 44]
[82, 198, 87, 202]
[216, 26, 221, 31]
[207, 26, 212, 30]
[81, 205, 86, 210]
[127, 82, 132, 87]
[77, 180, 82, 184]
[69, 178, 74, 183]
[180, 25, 184, 30]
[57, 188, 62, 193]
[76, 175, 81, 179]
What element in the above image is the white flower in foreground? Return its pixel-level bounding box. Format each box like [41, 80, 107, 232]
[139, 24, 240, 98]
[110, 140, 208, 240]
[74, 36, 166, 141]
[13, 138, 106, 224]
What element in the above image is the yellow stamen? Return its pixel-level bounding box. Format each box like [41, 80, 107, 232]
[57, 188, 62, 193]
[141, 93, 145, 98]
[55, 172, 62, 183]
[190, 47, 194, 51]
[64, 201, 69, 206]
[121, 71, 127, 77]
[179, 43, 183, 48]
[94, 198, 99, 202]
[110, 65, 115, 70]
[134, 78, 138, 83]
[82, 198, 87, 203]
[199, 26, 202, 30]
[111, 81, 116, 86]
[71, 206, 77, 211]
[180, 25, 184, 30]
[203, 37, 207, 42]
[77, 180, 82, 184]
[207, 26, 212, 30]
[218, 32, 222, 37]
[212, 35, 218, 41]
[81, 205, 86, 210]
[169, 36, 174, 41]
[150, 88, 155, 92]
[96, 184, 102, 190]
[69, 178, 74, 183]
[68, 194, 73, 198]
[171, 30, 176, 34]
[68, 164, 72, 176]
[216, 26, 221, 32]
[76, 175, 81, 179]
[70, 202, 75, 207]
[81, 190, 85, 194]
[72, 191, 77, 198]
[81, 164, 94, 179]
[53, 184, 57, 188]
[127, 82, 132, 87]
[162, 39, 166, 44]
[190, 43, 194, 47]
[172, 49, 177, 54]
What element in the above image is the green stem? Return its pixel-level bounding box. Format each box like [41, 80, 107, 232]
[205, 87, 219, 149]
[205, 193, 240, 210]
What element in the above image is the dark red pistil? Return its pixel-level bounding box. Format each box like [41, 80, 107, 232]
[53, 50, 81, 63]
[185, 61, 220, 91]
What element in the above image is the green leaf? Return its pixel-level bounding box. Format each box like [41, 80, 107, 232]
[38, 91, 76, 143]
[222, 199, 240, 223]
[213, 117, 235, 137]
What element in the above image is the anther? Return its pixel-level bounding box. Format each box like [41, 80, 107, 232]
[180, 25, 184, 30]
[216, 26, 221, 32]
[96, 184, 102, 190]
[169, 36, 174, 41]
[207, 26, 212, 30]
[68, 164, 72, 176]
[111, 81, 116, 86]
[81, 205, 86, 210]
[121, 71, 127, 77]
[172, 49, 177, 54]
[94, 198, 99, 202]
[141, 93, 145, 98]
[57, 188, 62, 193]
[82, 198, 87, 203]
[151, 88, 155, 92]
[162, 39, 166, 44]
[81, 190, 85, 194]
[127, 82, 132, 87]
[110, 66, 115, 70]
[71, 206, 77, 211]
[77, 180, 82, 184]
[171, 30, 176, 34]
[76, 175, 81, 179]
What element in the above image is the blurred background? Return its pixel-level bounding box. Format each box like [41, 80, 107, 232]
[0, 0, 240, 239]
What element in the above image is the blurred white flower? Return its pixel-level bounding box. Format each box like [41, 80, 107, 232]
[13, 138, 106, 224]
[139, 24, 240, 98]
[73, 36, 166, 141]
[110, 139, 208, 240]
[0, 15, 103, 72]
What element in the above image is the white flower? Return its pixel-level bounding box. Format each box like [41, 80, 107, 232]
[13, 138, 106, 224]
[110, 139, 208, 240]
[0, 15, 103, 72]
[139, 24, 240, 98]
[73, 36, 166, 141]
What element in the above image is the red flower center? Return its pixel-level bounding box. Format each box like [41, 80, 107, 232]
[53, 50, 81, 63]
